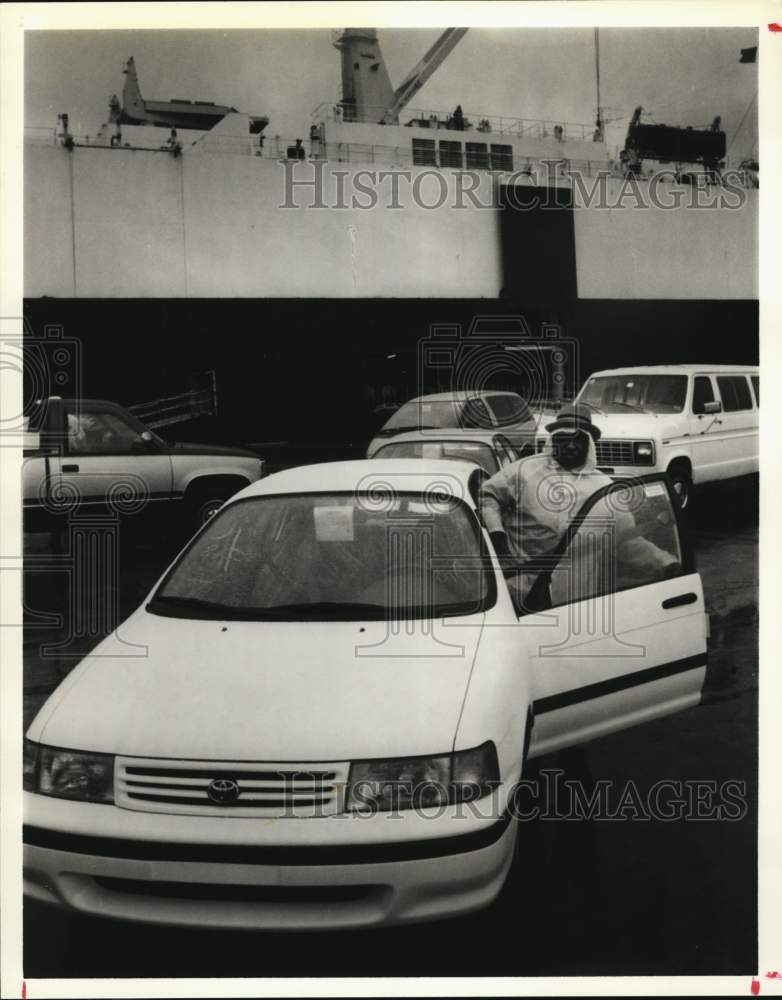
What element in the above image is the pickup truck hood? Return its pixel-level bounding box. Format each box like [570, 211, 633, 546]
[167, 441, 259, 460]
[32, 609, 484, 762]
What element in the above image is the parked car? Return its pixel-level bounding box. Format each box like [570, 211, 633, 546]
[24, 459, 708, 931]
[366, 390, 538, 457]
[23, 396, 265, 532]
[560, 365, 759, 509]
[371, 428, 524, 475]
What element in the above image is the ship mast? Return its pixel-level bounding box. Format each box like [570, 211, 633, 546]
[594, 27, 605, 142]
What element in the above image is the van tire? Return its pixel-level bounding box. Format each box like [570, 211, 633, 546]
[667, 461, 693, 511]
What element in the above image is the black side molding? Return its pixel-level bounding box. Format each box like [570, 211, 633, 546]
[533, 651, 707, 715]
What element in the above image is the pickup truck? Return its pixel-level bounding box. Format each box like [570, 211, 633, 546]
[23, 397, 265, 533]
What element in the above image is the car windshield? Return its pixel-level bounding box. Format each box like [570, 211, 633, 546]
[150, 493, 494, 621]
[579, 375, 688, 413]
[383, 399, 464, 431]
[374, 440, 499, 474]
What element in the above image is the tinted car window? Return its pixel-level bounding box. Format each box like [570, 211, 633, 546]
[692, 376, 715, 414]
[67, 410, 140, 454]
[716, 376, 753, 412]
[486, 393, 532, 425]
[460, 398, 493, 429]
[751, 376, 759, 406]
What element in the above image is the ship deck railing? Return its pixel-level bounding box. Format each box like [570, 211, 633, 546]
[311, 101, 597, 141]
[25, 126, 756, 187]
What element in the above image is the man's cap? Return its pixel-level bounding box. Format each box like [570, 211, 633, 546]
[545, 403, 602, 441]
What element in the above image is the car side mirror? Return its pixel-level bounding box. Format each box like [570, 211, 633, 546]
[132, 431, 158, 453]
[702, 401, 722, 414]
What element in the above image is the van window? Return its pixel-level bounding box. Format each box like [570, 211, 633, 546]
[716, 376, 753, 412]
[751, 376, 759, 407]
[692, 376, 715, 414]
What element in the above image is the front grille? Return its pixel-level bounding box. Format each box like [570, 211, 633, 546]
[595, 439, 637, 466]
[115, 756, 350, 817]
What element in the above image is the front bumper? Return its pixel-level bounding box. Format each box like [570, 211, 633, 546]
[24, 796, 516, 931]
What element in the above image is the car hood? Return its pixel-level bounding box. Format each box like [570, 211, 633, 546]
[167, 441, 259, 460]
[32, 609, 485, 761]
[578, 411, 665, 439]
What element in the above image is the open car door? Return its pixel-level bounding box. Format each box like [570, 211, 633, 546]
[523, 475, 708, 759]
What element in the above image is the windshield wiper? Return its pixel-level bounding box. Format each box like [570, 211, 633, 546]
[611, 401, 647, 413]
[578, 401, 604, 415]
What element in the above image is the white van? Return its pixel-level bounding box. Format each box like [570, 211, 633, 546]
[572, 365, 759, 508]
[24, 460, 708, 930]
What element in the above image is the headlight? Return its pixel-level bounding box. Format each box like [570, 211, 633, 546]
[23, 739, 39, 791]
[633, 441, 655, 465]
[25, 741, 114, 803]
[346, 742, 499, 812]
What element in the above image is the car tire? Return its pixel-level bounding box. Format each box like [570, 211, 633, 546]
[668, 463, 693, 511]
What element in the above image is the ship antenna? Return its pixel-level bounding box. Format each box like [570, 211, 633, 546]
[594, 28, 605, 142]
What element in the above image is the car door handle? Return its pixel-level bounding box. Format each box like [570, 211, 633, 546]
[662, 592, 697, 610]
[62, 464, 79, 473]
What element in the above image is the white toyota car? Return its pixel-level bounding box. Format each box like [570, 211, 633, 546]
[24, 460, 708, 930]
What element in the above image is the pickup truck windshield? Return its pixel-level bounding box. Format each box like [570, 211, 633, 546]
[150, 493, 493, 621]
[579, 375, 688, 413]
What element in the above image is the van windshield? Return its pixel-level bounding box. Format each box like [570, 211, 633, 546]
[579, 375, 688, 413]
[150, 493, 494, 621]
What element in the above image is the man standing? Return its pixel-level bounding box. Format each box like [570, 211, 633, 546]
[480, 404, 677, 610]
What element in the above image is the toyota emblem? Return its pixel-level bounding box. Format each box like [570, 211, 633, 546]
[207, 778, 240, 804]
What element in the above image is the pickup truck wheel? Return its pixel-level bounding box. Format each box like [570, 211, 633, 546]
[668, 465, 693, 511]
[195, 496, 225, 526]
[184, 481, 246, 536]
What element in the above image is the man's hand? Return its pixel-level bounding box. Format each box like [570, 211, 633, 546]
[489, 531, 523, 578]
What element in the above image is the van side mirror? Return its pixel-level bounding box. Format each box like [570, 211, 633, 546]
[702, 401, 722, 414]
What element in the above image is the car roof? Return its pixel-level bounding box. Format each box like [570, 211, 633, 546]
[403, 390, 522, 403]
[231, 460, 482, 507]
[586, 364, 758, 376]
[372, 429, 507, 447]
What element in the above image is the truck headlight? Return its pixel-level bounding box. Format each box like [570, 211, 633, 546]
[346, 742, 499, 812]
[633, 441, 655, 465]
[25, 741, 115, 803]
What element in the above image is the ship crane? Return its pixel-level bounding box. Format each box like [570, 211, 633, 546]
[382, 28, 468, 124]
[334, 28, 468, 124]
